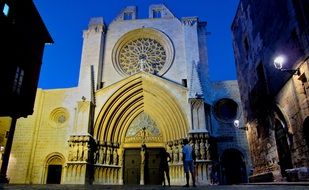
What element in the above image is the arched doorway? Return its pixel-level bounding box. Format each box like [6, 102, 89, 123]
[303, 117, 309, 149]
[274, 119, 292, 176]
[220, 149, 246, 184]
[93, 74, 189, 184]
[44, 153, 65, 184]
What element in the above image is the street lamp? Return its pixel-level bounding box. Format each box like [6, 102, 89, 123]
[273, 55, 300, 75]
[233, 119, 248, 131]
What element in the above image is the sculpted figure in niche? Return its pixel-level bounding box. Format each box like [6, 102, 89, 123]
[194, 141, 200, 160]
[206, 140, 211, 160]
[118, 148, 124, 166]
[83, 143, 89, 161]
[178, 143, 183, 163]
[73, 143, 79, 161]
[173, 145, 179, 163]
[103, 146, 107, 164]
[78, 142, 84, 161]
[106, 147, 111, 165]
[200, 141, 206, 160]
[113, 148, 118, 165]
[94, 148, 99, 164]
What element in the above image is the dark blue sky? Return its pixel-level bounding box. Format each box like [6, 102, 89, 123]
[34, 0, 240, 89]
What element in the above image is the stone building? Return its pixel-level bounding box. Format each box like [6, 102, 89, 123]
[231, 0, 309, 182]
[0, 4, 249, 185]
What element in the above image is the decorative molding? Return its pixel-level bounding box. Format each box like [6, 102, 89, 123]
[182, 17, 198, 26]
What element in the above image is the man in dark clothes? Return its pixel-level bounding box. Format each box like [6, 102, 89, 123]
[160, 148, 171, 187]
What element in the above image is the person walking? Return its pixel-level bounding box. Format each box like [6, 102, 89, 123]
[160, 148, 171, 187]
[182, 138, 196, 187]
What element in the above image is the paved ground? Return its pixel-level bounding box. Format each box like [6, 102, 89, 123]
[0, 184, 309, 190]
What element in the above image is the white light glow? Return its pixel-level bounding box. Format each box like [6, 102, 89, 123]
[273, 56, 285, 70]
[3, 4, 9, 16]
[233, 120, 240, 128]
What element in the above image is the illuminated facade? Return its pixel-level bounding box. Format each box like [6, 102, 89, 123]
[232, 0, 309, 182]
[1, 4, 250, 185]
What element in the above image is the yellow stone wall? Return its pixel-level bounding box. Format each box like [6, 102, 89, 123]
[6, 88, 78, 184]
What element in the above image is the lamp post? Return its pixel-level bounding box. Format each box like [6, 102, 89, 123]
[273, 55, 300, 76]
[233, 119, 248, 131]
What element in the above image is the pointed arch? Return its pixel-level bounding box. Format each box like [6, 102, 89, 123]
[94, 73, 188, 145]
[42, 152, 65, 184]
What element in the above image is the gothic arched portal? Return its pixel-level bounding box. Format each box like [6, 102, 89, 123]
[94, 73, 188, 146]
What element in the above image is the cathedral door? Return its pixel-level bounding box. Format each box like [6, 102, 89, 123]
[46, 165, 62, 184]
[123, 148, 163, 185]
[144, 148, 163, 185]
[274, 119, 292, 176]
[124, 149, 141, 184]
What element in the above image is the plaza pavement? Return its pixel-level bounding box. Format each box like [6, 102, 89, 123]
[0, 184, 309, 190]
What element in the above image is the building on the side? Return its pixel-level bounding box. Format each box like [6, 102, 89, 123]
[0, 4, 250, 185]
[231, 0, 309, 182]
[0, 0, 53, 182]
[0, 0, 53, 117]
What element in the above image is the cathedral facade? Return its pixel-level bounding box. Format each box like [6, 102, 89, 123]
[1, 5, 250, 185]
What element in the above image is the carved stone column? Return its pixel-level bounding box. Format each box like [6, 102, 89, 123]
[64, 135, 95, 184]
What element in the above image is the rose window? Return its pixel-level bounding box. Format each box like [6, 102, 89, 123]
[118, 38, 167, 75]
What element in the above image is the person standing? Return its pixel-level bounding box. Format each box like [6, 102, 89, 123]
[160, 148, 171, 187]
[182, 138, 196, 187]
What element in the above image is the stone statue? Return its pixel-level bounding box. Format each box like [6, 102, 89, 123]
[173, 145, 179, 163]
[106, 147, 111, 165]
[195, 141, 200, 160]
[206, 140, 211, 160]
[178, 143, 183, 163]
[79, 142, 84, 161]
[98, 146, 103, 164]
[200, 141, 206, 160]
[113, 148, 118, 165]
[94, 149, 99, 164]
[100, 146, 107, 164]
[83, 143, 88, 161]
[73, 143, 79, 161]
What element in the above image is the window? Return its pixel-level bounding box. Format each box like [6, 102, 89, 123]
[12, 67, 24, 95]
[214, 98, 238, 122]
[3, 3, 9, 16]
[124, 12, 132, 20]
[182, 79, 187, 87]
[153, 10, 161, 18]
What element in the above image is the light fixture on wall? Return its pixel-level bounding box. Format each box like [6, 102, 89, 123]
[273, 55, 300, 76]
[233, 119, 248, 131]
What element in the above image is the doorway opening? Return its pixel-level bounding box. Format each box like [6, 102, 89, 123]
[46, 165, 62, 184]
[274, 119, 293, 176]
[220, 148, 246, 184]
[123, 148, 164, 185]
